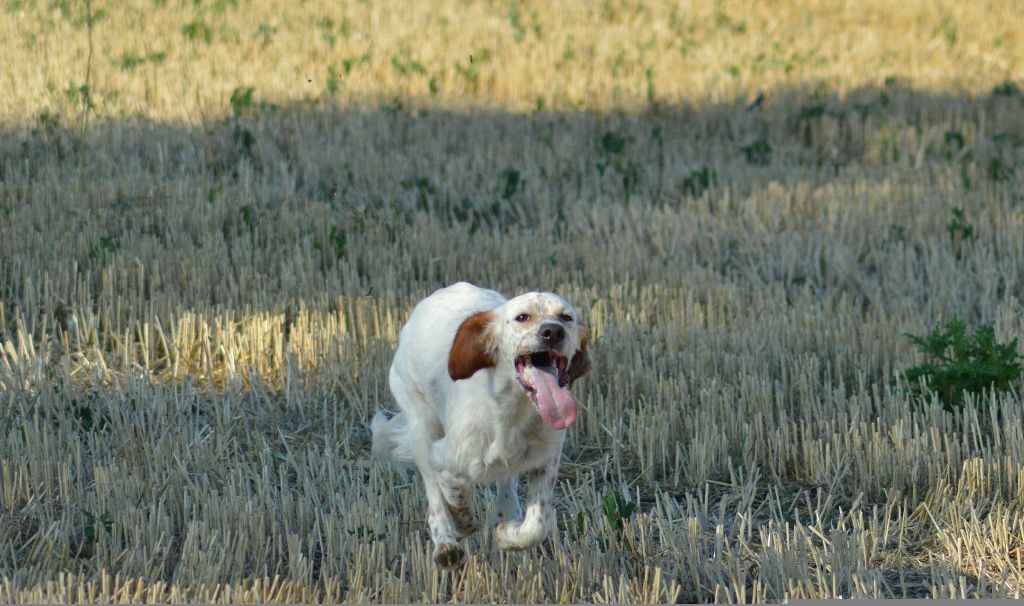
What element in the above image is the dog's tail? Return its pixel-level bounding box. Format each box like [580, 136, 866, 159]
[371, 409, 415, 466]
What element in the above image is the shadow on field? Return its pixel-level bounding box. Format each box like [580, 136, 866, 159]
[2, 81, 1022, 314]
[3, 81, 1022, 231]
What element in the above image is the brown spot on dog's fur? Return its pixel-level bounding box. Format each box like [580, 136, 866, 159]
[528, 465, 553, 482]
[567, 324, 592, 385]
[448, 311, 496, 380]
[434, 542, 465, 568]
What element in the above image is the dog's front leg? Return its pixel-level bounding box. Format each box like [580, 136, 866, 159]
[493, 476, 523, 526]
[494, 458, 558, 551]
[415, 440, 464, 568]
[438, 469, 479, 539]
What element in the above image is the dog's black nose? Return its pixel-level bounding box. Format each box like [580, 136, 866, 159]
[539, 323, 566, 345]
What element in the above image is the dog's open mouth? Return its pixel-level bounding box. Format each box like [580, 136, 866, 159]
[515, 351, 577, 430]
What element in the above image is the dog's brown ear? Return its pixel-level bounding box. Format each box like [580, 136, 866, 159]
[448, 311, 497, 380]
[567, 324, 592, 386]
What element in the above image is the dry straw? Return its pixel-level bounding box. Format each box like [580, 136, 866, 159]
[1, 0, 1023, 602]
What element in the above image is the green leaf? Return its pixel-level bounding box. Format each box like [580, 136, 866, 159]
[901, 318, 1023, 412]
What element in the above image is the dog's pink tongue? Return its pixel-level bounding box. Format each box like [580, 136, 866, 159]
[529, 367, 577, 430]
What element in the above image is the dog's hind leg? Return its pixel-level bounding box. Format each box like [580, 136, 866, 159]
[370, 410, 414, 480]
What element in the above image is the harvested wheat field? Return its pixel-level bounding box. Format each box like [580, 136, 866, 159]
[2, 0, 1024, 602]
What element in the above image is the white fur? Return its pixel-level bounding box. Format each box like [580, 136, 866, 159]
[371, 281, 588, 567]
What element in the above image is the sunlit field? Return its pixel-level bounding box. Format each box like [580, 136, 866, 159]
[2, 0, 1024, 601]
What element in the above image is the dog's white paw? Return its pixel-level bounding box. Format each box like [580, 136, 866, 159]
[495, 521, 543, 551]
[494, 522, 522, 550]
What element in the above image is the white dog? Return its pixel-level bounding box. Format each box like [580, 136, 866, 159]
[371, 282, 592, 567]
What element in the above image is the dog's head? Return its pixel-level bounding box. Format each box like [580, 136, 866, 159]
[447, 292, 592, 430]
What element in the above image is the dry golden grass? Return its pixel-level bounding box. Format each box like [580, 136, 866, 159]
[1, 0, 1024, 602]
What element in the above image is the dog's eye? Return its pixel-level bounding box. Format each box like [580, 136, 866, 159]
[558, 314, 573, 322]
[515, 313, 530, 322]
